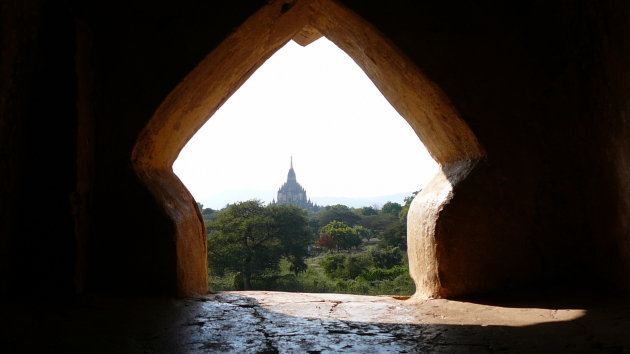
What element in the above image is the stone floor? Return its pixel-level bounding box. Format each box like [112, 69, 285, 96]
[2, 291, 629, 353]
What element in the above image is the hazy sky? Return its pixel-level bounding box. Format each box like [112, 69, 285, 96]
[173, 38, 438, 209]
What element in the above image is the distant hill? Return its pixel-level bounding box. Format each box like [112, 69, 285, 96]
[311, 193, 412, 208]
[198, 190, 414, 210]
[198, 189, 276, 210]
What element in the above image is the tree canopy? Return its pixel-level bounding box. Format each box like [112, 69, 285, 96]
[357, 213, 398, 236]
[207, 200, 311, 289]
[380, 220, 406, 250]
[358, 206, 378, 216]
[381, 202, 403, 216]
[206, 192, 420, 294]
[318, 204, 360, 227]
[316, 220, 363, 251]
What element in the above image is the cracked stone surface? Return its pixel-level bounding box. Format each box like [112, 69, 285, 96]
[1, 291, 629, 353]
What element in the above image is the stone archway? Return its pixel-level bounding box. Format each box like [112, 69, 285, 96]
[132, 0, 484, 297]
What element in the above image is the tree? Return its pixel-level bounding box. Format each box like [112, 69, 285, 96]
[319, 220, 362, 251]
[353, 225, 372, 241]
[315, 233, 336, 251]
[207, 200, 311, 289]
[308, 213, 321, 236]
[267, 204, 312, 274]
[358, 206, 378, 216]
[318, 204, 360, 227]
[320, 254, 346, 278]
[380, 221, 406, 250]
[201, 207, 217, 223]
[320, 253, 370, 279]
[381, 202, 403, 216]
[369, 246, 403, 269]
[357, 213, 398, 237]
[202, 207, 215, 216]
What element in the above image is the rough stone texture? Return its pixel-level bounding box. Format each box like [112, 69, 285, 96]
[2, 291, 629, 353]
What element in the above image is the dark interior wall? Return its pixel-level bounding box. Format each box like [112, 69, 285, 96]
[1, 0, 629, 297]
[0, 0, 77, 298]
[78, 0, 263, 294]
[82, 0, 630, 295]
[610, 1, 630, 291]
[345, 0, 628, 293]
[588, 0, 630, 290]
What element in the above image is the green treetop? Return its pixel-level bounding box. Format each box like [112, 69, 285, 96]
[207, 200, 311, 290]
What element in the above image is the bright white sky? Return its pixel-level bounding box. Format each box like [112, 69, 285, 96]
[173, 38, 438, 209]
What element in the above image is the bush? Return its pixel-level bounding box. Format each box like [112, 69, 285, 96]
[320, 254, 346, 278]
[208, 248, 416, 296]
[320, 254, 370, 279]
[358, 266, 408, 281]
[369, 246, 403, 269]
[209, 271, 243, 291]
[380, 221, 406, 250]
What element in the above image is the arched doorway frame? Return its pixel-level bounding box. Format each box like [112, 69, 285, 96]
[132, 0, 484, 297]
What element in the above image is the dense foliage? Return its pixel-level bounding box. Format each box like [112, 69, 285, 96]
[318, 204, 360, 227]
[206, 192, 419, 295]
[207, 201, 311, 290]
[315, 221, 362, 251]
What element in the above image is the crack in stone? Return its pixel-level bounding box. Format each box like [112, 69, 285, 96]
[327, 300, 342, 317]
[193, 293, 608, 353]
[249, 304, 280, 353]
[205, 294, 441, 352]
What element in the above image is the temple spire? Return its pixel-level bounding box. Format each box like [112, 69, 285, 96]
[287, 156, 296, 182]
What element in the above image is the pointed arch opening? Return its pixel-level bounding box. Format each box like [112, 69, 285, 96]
[132, 0, 484, 297]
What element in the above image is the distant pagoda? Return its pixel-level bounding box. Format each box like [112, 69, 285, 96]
[271, 157, 318, 211]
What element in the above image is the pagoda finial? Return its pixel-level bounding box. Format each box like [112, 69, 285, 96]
[287, 155, 296, 182]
